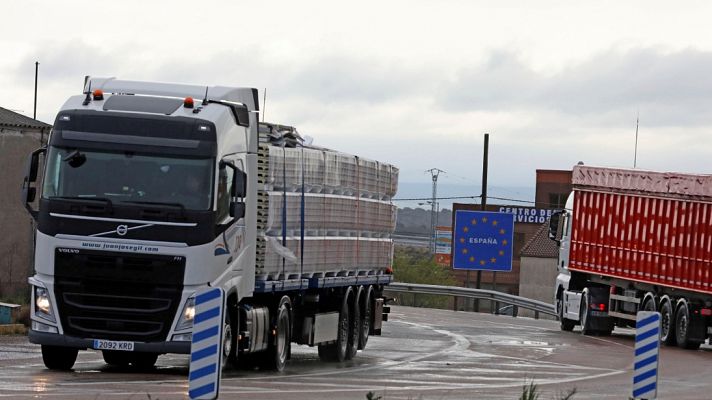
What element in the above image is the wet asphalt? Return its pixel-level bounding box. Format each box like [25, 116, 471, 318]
[0, 306, 710, 399]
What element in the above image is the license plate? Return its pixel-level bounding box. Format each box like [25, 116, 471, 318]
[93, 339, 134, 351]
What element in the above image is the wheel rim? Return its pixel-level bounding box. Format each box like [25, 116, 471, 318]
[277, 311, 288, 365]
[580, 296, 588, 330]
[338, 308, 349, 355]
[223, 322, 233, 359]
[678, 310, 688, 341]
[661, 304, 672, 340]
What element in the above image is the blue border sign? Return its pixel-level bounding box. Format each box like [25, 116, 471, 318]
[452, 210, 514, 271]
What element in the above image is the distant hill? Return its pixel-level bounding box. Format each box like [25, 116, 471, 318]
[396, 207, 452, 236]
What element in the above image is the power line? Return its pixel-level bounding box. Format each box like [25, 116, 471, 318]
[393, 194, 568, 209]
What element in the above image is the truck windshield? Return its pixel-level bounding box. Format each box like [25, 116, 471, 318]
[42, 146, 214, 211]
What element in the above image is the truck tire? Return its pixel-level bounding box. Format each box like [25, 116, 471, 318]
[263, 299, 291, 371]
[318, 289, 352, 362]
[102, 350, 130, 367]
[557, 298, 575, 332]
[675, 302, 701, 350]
[358, 285, 374, 349]
[346, 287, 360, 360]
[223, 304, 238, 369]
[129, 352, 158, 370]
[580, 291, 594, 336]
[659, 297, 676, 345]
[41, 345, 78, 371]
[641, 294, 656, 312]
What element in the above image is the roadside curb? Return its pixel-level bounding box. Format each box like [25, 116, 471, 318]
[0, 324, 28, 335]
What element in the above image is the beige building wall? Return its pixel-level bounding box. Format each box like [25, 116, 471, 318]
[0, 128, 44, 298]
[518, 256, 558, 319]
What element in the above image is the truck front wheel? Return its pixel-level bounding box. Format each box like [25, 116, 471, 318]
[41, 345, 78, 370]
[558, 298, 575, 332]
[263, 302, 291, 371]
[102, 350, 130, 367]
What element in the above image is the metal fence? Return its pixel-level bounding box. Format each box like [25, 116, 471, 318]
[384, 282, 557, 319]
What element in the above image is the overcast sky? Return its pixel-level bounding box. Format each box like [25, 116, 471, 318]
[4, 1, 712, 198]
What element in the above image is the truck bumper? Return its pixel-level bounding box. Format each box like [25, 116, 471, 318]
[29, 330, 191, 354]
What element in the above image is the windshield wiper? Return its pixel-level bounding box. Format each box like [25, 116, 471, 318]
[119, 201, 187, 219]
[119, 200, 186, 211]
[48, 196, 113, 213]
[50, 196, 113, 206]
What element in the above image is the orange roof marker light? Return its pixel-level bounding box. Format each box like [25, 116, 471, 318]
[92, 89, 104, 101]
[184, 97, 194, 108]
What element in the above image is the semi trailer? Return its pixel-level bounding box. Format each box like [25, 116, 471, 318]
[21, 77, 397, 370]
[550, 165, 712, 349]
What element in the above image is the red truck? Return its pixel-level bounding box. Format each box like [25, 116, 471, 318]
[549, 165, 712, 349]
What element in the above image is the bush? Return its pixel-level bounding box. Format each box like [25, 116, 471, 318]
[392, 247, 457, 309]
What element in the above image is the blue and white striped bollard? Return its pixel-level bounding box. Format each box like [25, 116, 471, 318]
[188, 287, 225, 400]
[632, 311, 660, 399]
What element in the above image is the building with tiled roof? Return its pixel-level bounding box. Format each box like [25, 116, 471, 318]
[0, 107, 51, 297]
[0, 107, 52, 131]
[518, 223, 559, 318]
[520, 223, 559, 259]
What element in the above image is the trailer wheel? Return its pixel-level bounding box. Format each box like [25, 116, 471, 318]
[102, 350, 130, 367]
[358, 285, 374, 349]
[659, 297, 676, 345]
[318, 289, 352, 362]
[579, 291, 594, 336]
[675, 302, 701, 350]
[346, 287, 360, 360]
[264, 298, 291, 371]
[41, 345, 78, 371]
[641, 294, 656, 312]
[557, 297, 575, 332]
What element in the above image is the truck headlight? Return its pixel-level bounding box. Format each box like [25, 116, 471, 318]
[34, 286, 55, 322]
[175, 297, 195, 331]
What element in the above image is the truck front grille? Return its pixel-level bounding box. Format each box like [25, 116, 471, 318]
[54, 249, 185, 342]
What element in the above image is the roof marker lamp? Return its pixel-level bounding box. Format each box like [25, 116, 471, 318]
[184, 97, 194, 108]
[34, 286, 55, 323]
[176, 296, 195, 331]
[92, 89, 104, 101]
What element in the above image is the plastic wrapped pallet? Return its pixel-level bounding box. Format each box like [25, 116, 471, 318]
[256, 122, 398, 282]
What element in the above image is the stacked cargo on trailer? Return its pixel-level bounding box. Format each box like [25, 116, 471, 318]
[550, 165, 712, 349]
[21, 77, 397, 371]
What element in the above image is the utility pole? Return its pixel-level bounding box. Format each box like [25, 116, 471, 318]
[33, 61, 39, 120]
[426, 168, 445, 254]
[474, 133, 489, 312]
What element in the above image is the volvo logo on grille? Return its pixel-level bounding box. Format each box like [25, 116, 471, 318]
[116, 225, 129, 236]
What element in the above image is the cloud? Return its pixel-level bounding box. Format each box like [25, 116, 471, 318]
[441, 47, 712, 127]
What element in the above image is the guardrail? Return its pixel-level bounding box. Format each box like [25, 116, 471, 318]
[384, 282, 557, 318]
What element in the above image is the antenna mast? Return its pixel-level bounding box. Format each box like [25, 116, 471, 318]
[634, 111, 639, 168]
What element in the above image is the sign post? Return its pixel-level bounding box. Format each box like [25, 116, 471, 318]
[633, 311, 661, 399]
[188, 287, 226, 400]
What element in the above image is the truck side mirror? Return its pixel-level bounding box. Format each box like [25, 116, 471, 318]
[22, 147, 46, 219]
[548, 211, 562, 243]
[234, 104, 250, 128]
[230, 202, 245, 219]
[233, 170, 247, 198]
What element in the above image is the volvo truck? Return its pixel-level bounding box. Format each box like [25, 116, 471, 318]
[22, 78, 397, 370]
[550, 165, 712, 349]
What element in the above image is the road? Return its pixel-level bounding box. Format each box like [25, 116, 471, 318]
[0, 306, 710, 399]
